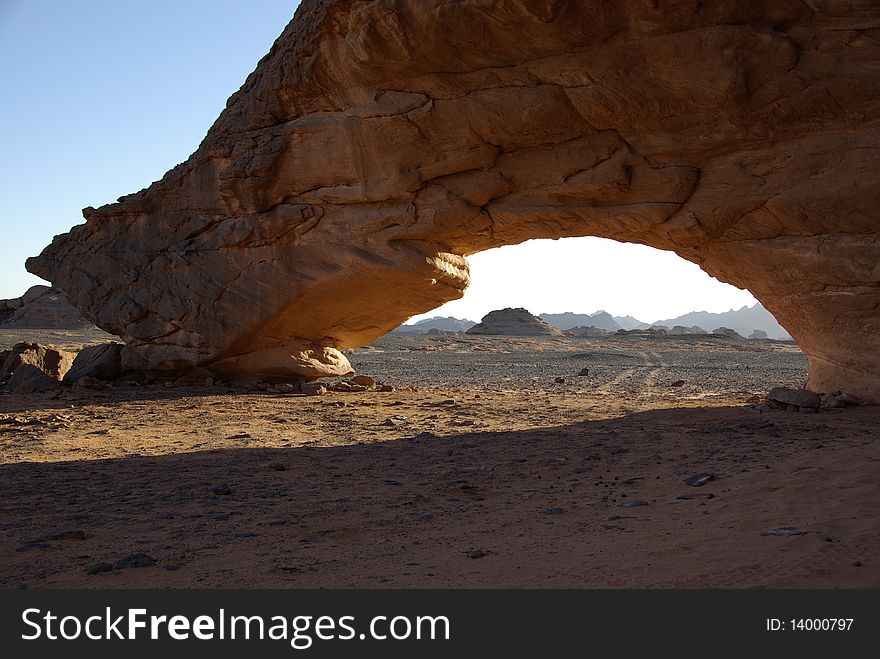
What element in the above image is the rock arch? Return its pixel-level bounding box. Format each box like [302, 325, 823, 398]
[28, 0, 880, 399]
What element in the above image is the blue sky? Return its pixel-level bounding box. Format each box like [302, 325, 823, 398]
[0, 0, 757, 323]
[0, 0, 299, 297]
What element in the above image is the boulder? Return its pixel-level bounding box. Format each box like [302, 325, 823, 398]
[0, 343, 74, 383]
[24, 0, 880, 400]
[4, 364, 61, 393]
[64, 343, 124, 383]
[766, 387, 822, 412]
[466, 308, 564, 336]
[712, 327, 743, 339]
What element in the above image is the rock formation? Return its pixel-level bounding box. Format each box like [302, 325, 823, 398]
[669, 325, 707, 336]
[712, 327, 744, 339]
[0, 343, 74, 392]
[26, 0, 880, 398]
[567, 326, 609, 338]
[466, 308, 564, 336]
[0, 286, 93, 330]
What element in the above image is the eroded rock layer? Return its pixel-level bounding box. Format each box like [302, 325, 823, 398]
[28, 0, 880, 396]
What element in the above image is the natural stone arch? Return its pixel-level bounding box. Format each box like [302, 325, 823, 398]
[28, 0, 880, 399]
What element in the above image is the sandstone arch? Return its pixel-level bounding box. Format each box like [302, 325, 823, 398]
[28, 0, 880, 399]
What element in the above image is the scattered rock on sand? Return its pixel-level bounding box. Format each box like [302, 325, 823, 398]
[577, 367, 590, 376]
[382, 415, 408, 427]
[73, 376, 108, 391]
[761, 527, 808, 537]
[115, 553, 157, 569]
[351, 375, 375, 387]
[64, 342, 123, 383]
[300, 382, 327, 396]
[213, 484, 232, 496]
[0, 342, 74, 385]
[682, 473, 716, 487]
[669, 380, 686, 387]
[766, 387, 822, 412]
[619, 499, 650, 508]
[4, 364, 61, 393]
[821, 391, 862, 409]
[85, 562, 113, 575]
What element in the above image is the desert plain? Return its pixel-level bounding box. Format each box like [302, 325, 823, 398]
[1, 328, 877, 588]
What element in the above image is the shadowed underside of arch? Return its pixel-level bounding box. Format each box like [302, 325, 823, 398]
[27, 0, 880, 399]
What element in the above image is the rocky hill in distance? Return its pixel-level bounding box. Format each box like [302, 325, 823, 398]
[0, 286, 95, 330]
[466, 308, 565, 336]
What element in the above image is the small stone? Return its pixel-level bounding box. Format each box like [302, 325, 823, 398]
[382, 415, 408, 427]
[761, 527, 807, 537]
[115, 553, 156, 569]
[378, 384, 395, 392]
[269, 462, 286, 471]
[669, 379, 686, 387]
[676, 493, 715, 500]
[853, 560, 862, 567]
[86, 562, 113, 575]
[300, 382, 327, 396]
[619, 499, 649, 508]
[74, 376, 107, 391]
[577, 367, 590, 376]
[213, 484, 232, 495]
[467, 548, 488, 559]
[272, 383, 295, 394]
[543, 507, 565, 515]
[766, 387, 822, 410]
[683, 473, 716, 487]
[554, 377, 565, 383]
[350, 375, 375, 387]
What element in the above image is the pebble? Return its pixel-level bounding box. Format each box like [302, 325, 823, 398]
[682, 473, 716, 487]
[760, 527, 807, 537]
[618, 499, 649, 508]
[213, 484, 232, 495]
[86, 562, 113, 575]
[115, 553, 156, 569]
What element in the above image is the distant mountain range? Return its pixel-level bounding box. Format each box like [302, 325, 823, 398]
[539, 311, 646, 332]
[539, 304, 791, 340]
[650, 304, 792, 340]
[388, 304, 793, 340]
[391, 316, 477, 334]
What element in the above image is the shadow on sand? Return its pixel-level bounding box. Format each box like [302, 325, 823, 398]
[0, 405, 877, 588]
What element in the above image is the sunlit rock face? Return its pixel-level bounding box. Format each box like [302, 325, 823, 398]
[28, 0, 880, 395]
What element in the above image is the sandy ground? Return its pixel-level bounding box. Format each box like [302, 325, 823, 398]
[0, 332, 877, 588]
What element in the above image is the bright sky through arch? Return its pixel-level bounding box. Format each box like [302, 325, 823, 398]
[407, 237, 758, 326]
[0, 1, 757, 325]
